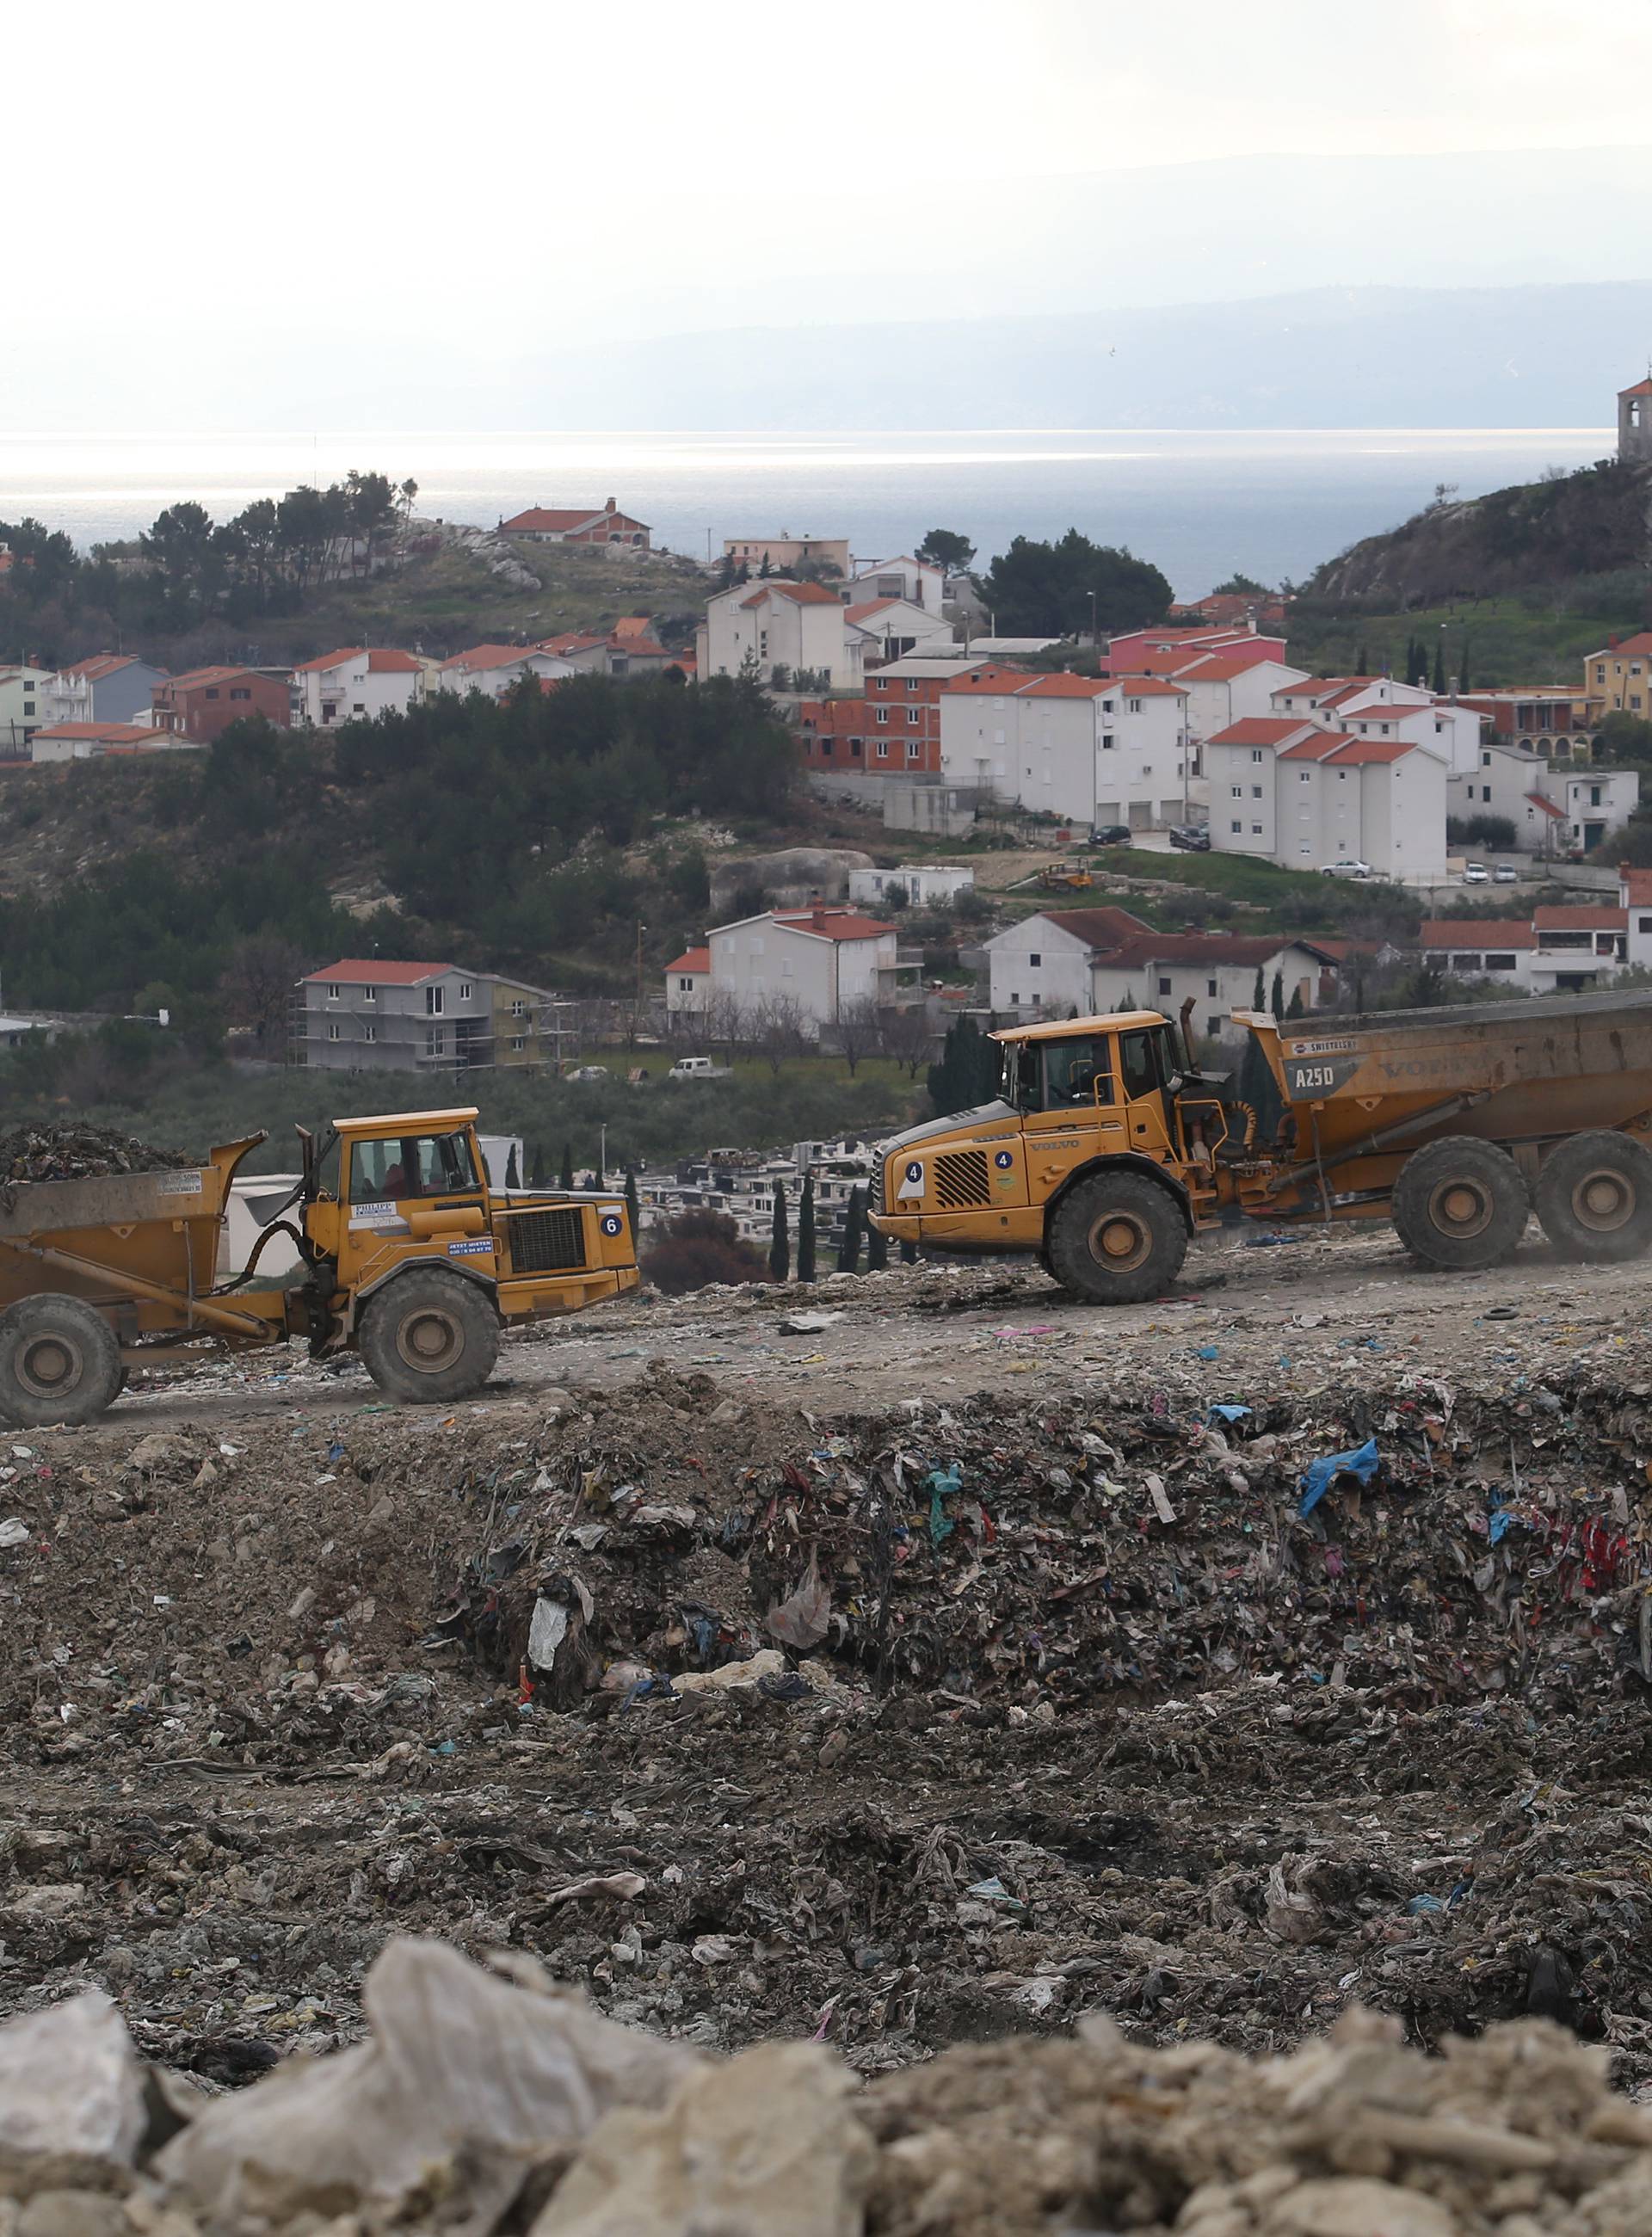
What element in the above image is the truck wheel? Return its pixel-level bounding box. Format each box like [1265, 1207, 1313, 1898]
[1045, 1171, 1187, 1304]
[358, 1269, 501, 1403]
[1536, 1131, 1652, 1262]
[1390, 1137, 1529, 1270]
[0, 1295, 124, 1427]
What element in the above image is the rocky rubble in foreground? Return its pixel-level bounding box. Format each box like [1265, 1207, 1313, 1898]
[3, 1934, 1651, 2237]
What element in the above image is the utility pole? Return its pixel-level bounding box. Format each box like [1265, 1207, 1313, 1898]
[634, 921, 648, 1043]
[1088, 589, 1098, 657]
[599, 1121, 607, 1187]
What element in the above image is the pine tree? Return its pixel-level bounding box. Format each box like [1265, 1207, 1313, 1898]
[1270, 970, 1285, 1020]
[1433, 640, 1446, 695]
[768, 1183, 790, 1281]
[926, 1014, 999, 1118]
[530, 1141, 546, 1186]
[866, 1206, 889, 1272]
[558, 1142, 574, 1190]
[838, 1186, 865, 1274]
[798, 1176, 817, 1282]
[625, 1168, 640, 1238]
[504, 1143, 520, 1189]
[1355, 644, 1369, 676]
[1252, 964, 1266, 1009]
[1285, 983, 1305, 1019]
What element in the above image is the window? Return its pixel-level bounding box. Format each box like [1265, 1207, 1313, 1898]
[1157, 975, 1173, 995]
[782, 957, 794, 977]
[458, 982, 472, 1001]
[326, 983, 342, 1001]
[1028, 952, 1041, 968]
[230, 687, 250, 701]
[1208, 1014, 1227, 1033]
[353, 702, 365, 713]
[874, 677, 888, 691]
[907, 708, 920, 725]
[1041, 1036, 1115, 1107]
[1298, 771, 1311, 783]
[1597, 665, 1606, 682]
[1254, 785, 1264, 798]
[1100, 733, 1114, 750]
[850, 738, 862, 757]
[425, 987, 444, 1015]
[427, 1027, 446, 1057]
[204, 687, 219, 700]
[876, 708, 889, 725]
[905, 679, 920, 693]
[1230, 819, 1242, 834]
[750, 936, 764, 956]
[1485, 954, 1517, 972]
[1206, 978, 1217, 996]
[677, 977, 693, 992]
[328, 1022, 341, 1042]
[1639, 917, 1652, 934]
[363, 1024, 377, 1043]
[510, 1036, 526, 1052]
[876, 739, 888, 758]
[907, 741, 922, 761]
[1231, 786, 1243, 798]
[1591, 786, 1602, 806]
[1252, 823, 1263, 835]
[349, 1130, 478, 1203]
[510, 998, 527, 1017]
[1250, 748, 1264, 763]
[1128, 697, 1143, 713]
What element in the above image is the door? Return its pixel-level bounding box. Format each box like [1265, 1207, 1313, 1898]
[1115, 1026, 1177, 1157]
[1021, 1033, 1131, 1199]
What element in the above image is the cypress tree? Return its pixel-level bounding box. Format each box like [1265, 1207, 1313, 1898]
[1459, 640, 1471, 693]
[504, 1143, 520, 1189]
[1355, 644, 1369, 677]
[768, 1182, 790, 1281]
[624, 1168, 640, 1237]
[1270, 970, 1285, 1020]
[1433, 640, 1446, 695]
[1252, 964, 1266, 1009]
[1285, 983, 1305, 1019]
[798, 1176, 817, 1281]
[558, 1142, 574, 1190]
[838, 1185, 865, 1273]
[529, 1141, 546, 1186]
[866, 1205, 889, 1272]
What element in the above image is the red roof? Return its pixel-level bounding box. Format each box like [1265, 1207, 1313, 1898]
[941, 667, 1036, 695]
[1591, 632, 1652, 659]
[1208, 718, 1316, 748]
[1033, 906, 1156, 947]
[537, 632, 607, 656]
[441, 644, 544, 672]
[31, 721, 157, 743]
[500, 506, 612, 533]
[844, 598, 901, 625]
[1110, 676, 1189, 697]
[161, 664, 268, 691]
[1015, 673, 1111, 699]
[1421, 921, 1535, 951]
[1533, 906, 1626, 931]
[1325, 736, 1416, 766]
[59, 652, 144, 682]
[611, 615, 656, 640]
[738, 581, 843, 607]
[1525, 792, 1566, 818]
[294, 646, 423, 675]
[1621, 867, 1652, 903]
[1170, 650, 1284, 681]
[667, 946, 710, 974]
[1620, 379, 1652, 397]
[770, 907, 894, 942]
[303, 959, 446, 986]
[1278, 731, 1356, 762]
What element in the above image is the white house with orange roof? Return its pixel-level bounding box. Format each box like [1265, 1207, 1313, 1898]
[293, 647, 427, 727]
[705, 902, 917, 1035]
[699, 578, 865, 689]
[1271, 675, 1482, 776]
[1205, 717, 1448, 878]
[937, 668, 1196, 829]
[664, 943, 712, 1020]
[851, 555, 946, 616]
[498, 501, 650, 548]
[841, 595, 952, 668]
[435, 644, 576, 700]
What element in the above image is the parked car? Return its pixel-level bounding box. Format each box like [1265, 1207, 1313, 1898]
[1493, 863, 1520, 884]
[1090, 823, 1132, 847]
[1462, 861, 1491, 884]
[667, 1057, 732, 1082]
[1167, 824, 1211, 852]
[568, 1064, 610, 1082]
[1322, 859, 1373, 880]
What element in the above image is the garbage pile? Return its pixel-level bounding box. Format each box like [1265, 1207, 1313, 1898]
[3, 1935, 1651, 2237]
[0, 1123, 199, 1189]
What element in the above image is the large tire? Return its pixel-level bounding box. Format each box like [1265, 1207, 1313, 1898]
[0, 1294, 123, 1427]
[1390, 1136, 1529, 1271]
[1535, 1131, 1652, 1263]
[1045, 1170, 1188, 1304]
[357, 1269, 501, 1403]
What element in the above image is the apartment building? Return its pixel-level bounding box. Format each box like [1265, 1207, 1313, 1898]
[293, 960, 558, 1071]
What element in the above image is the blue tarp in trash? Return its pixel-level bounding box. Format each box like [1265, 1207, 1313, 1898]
[1298, 1435, 1380, 1517]
[1210, 1403, 1253, 1425]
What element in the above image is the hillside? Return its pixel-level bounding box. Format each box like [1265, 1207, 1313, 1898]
[1304, 453, 1652, 607]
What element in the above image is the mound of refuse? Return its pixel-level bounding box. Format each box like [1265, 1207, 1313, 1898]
[0, 1123, 200, 1187]
[3, 1934, 1650, 2237]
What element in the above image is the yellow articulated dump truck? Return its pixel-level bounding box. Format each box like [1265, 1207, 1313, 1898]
[0, 1106, 638, 1426]
[870, 991, 1652, 1303]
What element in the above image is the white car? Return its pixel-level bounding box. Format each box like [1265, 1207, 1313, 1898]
[1493, 863, 1519, 884]
[1322, 859, 1372, 880]
[1462, 862, 1490, 884]
[667, 1057, 731, 1082]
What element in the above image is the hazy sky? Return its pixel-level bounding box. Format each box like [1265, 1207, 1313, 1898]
[8, 0, 1652, 424]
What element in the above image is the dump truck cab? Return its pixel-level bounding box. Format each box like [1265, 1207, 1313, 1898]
[295, 1105, 638, 1398]
[871, 1011, 1240, 1303]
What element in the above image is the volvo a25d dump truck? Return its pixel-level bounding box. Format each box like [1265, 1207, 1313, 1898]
[870, 990, 1652, 1303]
[0, 1106, 638, 1426]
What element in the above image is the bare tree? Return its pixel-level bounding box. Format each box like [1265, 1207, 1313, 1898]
[220, 936, 306, 1059]
[668, 1000, 714, 1055]
[833, 995, 880, 1077]
[754, 992, 811, 1075]
[707, 989, 759, 1062]
[878, 1002, 934, 1079]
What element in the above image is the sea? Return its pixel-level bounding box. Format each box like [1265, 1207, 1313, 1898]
[0, 427, 1615, 597]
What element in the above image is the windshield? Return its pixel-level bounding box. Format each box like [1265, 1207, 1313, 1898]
[349, 1132, 480, 1203]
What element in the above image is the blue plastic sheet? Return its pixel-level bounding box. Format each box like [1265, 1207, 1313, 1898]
[1298, 1435, 1380, 1517]
[927, 1464, 964, 1543]
[1210, 1404, 1253, 1424]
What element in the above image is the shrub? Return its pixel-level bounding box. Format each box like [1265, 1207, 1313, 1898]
[640, 1208, 770, 1295]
